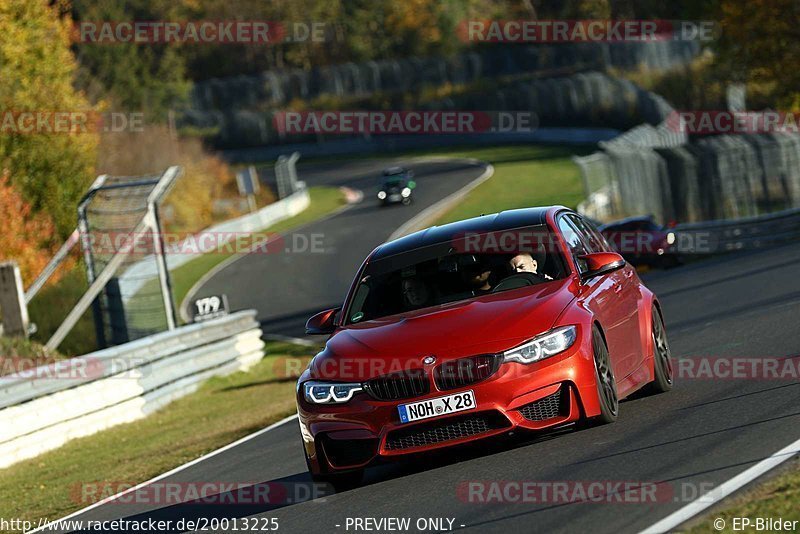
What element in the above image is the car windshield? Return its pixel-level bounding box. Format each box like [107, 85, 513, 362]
[382, 178, 406, 188]
[345, 225, 566, 324]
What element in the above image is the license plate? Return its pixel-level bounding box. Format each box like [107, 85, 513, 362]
[398, 390, 476, 424]
[389, 194, 401, 201]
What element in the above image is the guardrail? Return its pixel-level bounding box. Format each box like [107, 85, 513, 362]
[0, 310, 264, 469]
[673, 206, 800, 254]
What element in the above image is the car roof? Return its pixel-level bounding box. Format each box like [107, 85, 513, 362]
[371, 206, 563, 261]
[382, 166, 406, 176]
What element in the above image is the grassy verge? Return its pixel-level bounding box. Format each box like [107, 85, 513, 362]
[688, 460, 800, 533]
[0, 341, 318, 525]
[0, 337, 64, 376]
[420, 145, 594, 224]
[27, 268, 98, 357]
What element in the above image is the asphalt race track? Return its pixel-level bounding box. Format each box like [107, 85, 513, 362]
[51, 159, 800, 533]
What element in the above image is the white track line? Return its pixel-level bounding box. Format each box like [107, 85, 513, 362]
[639, 436, 800, 534]
[30, 414, 298, 533]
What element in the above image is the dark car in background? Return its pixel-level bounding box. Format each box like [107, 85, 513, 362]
[377, 167, 416, 206]
[598, 216, 680, 268]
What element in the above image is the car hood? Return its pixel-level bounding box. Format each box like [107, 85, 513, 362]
[309, 279, 576, 381]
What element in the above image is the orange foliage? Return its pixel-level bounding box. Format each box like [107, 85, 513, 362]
[0, 170, 59, 285]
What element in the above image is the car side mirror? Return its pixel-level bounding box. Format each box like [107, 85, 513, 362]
[578, 252, 626, 281]
[305, 307, 341, 335]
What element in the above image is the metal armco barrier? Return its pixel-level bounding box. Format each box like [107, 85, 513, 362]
[0, 310, 264, 468]
[673, 207, 800, 254]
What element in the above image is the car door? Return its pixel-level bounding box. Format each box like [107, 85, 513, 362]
[556, 214, 631, 381]
[570, 214, 645, 376]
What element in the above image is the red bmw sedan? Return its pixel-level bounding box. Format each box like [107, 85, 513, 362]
[297, 206, 673, 486]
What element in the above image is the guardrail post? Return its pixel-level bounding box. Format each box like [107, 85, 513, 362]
[0, 261, 30, 338]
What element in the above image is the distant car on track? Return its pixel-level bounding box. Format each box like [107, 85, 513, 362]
[298, 207, 673, 487]
[377, 167, 415, 206]
[598, 216, 681, 268]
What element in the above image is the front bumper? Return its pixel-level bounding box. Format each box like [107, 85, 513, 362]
[297, 327, 602, 474]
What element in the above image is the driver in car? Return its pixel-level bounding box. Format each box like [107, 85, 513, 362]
[508, 248, 553, 280]
[402, 276, 431, 308]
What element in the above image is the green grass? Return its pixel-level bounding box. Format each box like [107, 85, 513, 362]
[687, 461, 800, 533]
[0, 337, 64, 376]
[423, 145, 594, 224]
[0, 341, 319, 526]
[27, 268, 99, 356]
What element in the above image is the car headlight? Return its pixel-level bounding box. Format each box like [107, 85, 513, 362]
[401, 187, 411, 197]
[377, 191, 387, 200]
[303, 381, 362, 404]
[666, 232, 676, 245]
[503, 326, 577, 364]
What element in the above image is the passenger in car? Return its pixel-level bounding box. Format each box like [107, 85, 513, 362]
[460, 259, 493, 294]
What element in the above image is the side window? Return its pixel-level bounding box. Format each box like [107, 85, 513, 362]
[557, 216, 590, 273]
[569, 215, 611, 253]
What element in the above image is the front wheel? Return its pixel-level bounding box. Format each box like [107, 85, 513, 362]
[588, 326, 619, 425]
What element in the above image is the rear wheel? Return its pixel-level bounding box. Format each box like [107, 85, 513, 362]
[589, 326, 618, 425]
[646, 306, 673, 394]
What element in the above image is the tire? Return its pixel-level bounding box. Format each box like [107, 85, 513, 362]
[646, 306, 674, 394]
[588, 326, 619, 425]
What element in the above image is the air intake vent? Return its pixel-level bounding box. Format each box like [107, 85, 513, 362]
[518, 388, 566, 421]
[385, 411, 509, 450]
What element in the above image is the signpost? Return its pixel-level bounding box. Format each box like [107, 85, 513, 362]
[192, 294, 229, 322]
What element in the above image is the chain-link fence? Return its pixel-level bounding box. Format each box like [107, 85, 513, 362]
[71, 169, 180, 349]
